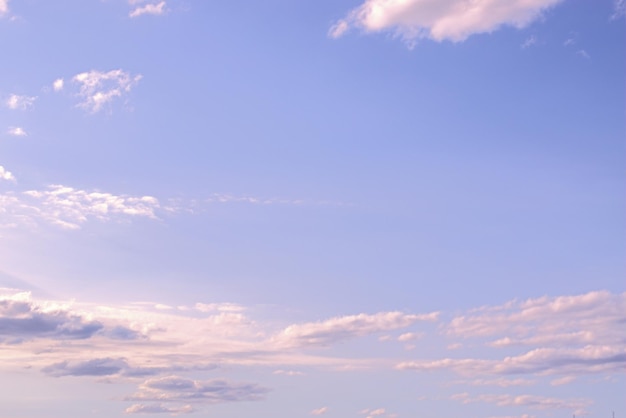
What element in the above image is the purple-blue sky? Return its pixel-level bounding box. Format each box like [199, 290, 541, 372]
[0, 1, 624, 417]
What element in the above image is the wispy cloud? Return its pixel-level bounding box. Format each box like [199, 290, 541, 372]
[129, 1, 167, 18]
[521, 35, 537, 49]
[452, 392, 592, 416]
[5, 94, 36, 110]
[311, 406, 328, 415]
[8, 185, 160, 229]
[612, 0, 626, 19]
[71, 69, 142, 113]
[330, 0, 565, 43]
[125, 403, 194, 415]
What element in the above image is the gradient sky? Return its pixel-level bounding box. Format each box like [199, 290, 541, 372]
[0, 0, 624, 417]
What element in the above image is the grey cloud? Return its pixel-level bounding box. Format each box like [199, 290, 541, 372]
[125, 403, 194, 415]
[0, 298, 103, 343]
[126, 376, 270, 404]
[43, 358, 128, 377]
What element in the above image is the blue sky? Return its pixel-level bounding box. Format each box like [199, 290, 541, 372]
[0, 0, 624, 417]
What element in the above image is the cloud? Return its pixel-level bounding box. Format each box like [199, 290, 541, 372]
[273, 369, 305, 376]
[42, 358, 128, 377]
[129, 1, 167, 18]
[0, 291, 103, 343]
[125, 404, 194, 415]
[52, 78, 64, 92]
[521, 35, 537, 49]
[6, 127, 27, 137]
[0, 166, 15, 181]
[5, 94, 36, 110]
[72, 69, 142, 113]
[126, 376, 270, 404]
[330, 0, 565, 43]
[273, 311, 438, 348]
[1, 184, 161, 229]
[576, 49, 590, 59]
[451, 392, 592, 415]
[613, 0, 625, 19]
[311, 406, 328, 415]
[0, 0, 8, 16]
[446, 291, 625, 346]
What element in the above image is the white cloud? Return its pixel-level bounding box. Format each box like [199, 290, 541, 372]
[273, 311, 438, 348]
[52, 78, 64, 92]
[129, 1, 167, 18]
[5, 94, 36, 110]
[0, 165, 15, 181]
[452, 392, 592, 415]
[6, 127, 27, 137]
[311, 406, 328, 415]
[2, 184, 160, 229]
[125, 404, 194, 415]
[72, 69, 142, 113]
[0, 0, 8, 16]
[331, 0, 565, 43]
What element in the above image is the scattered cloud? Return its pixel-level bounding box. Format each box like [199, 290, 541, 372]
[311, 406, 328, 415]
[129, 1, 167, 18]
[5, 94, 36, 110]
[0, 289, 621, 415]
[0, 166, 15, 181]
[330, 0, 565, 43]
[72, 69, 142, 113]
[6, 127, 27, 137]
[273, 311, 438, 348]
[52, 78, 64, 92]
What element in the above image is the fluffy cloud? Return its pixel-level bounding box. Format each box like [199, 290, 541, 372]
[5, 94, 36, 110]
[52, 78, 64, 92]
[6, 127, 27, 136]
[72, 69, 142, 113]
[330, 0, 565, 43]
[0, 165, 15, 181]
[273, 311, 438, 348]
[129, 1, 167, 18]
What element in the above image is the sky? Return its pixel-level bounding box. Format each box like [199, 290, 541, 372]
[0, 0, 624, 417]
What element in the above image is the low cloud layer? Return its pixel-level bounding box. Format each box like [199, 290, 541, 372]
[0, 289, 622, 415]
[330, 0, 565, 43]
